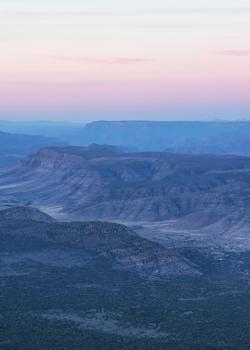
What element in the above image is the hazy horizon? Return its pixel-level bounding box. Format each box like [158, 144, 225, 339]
[2, 118, 250, 124]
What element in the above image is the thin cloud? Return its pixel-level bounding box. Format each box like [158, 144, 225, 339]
[43, 54, 154, 65]
[215, 50, 250, 57]
[2, 7, 250, 17]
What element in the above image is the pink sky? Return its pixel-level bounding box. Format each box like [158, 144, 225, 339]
[0, 0, 249, 120]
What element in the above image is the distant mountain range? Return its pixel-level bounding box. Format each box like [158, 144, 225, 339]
[2, 145, 250, 235]
[0, 130, 65, 167]
[77, 121, 250, 155]
[0, 120, 84, 141]
[2, 120, 250, 156]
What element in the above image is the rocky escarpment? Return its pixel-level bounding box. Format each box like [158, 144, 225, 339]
[1, 145, 250, 225]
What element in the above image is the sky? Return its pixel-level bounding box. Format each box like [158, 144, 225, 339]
[0, 0, 249, 121]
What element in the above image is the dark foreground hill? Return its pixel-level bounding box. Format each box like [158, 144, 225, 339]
[2, 145, 250, 228]
[0, 207, 198, 278]
[0, 207, 249, 349]
[0, 206, 56, 223]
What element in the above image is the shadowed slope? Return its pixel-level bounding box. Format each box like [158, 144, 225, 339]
[0, 207, 199, 278]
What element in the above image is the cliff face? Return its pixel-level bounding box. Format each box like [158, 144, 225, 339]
[2, 145, 250, 224]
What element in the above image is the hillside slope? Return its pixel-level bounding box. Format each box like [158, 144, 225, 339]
[0, 207, 198, 278]
[1, 145, 250, 227]
[0, 208, 249, 349]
